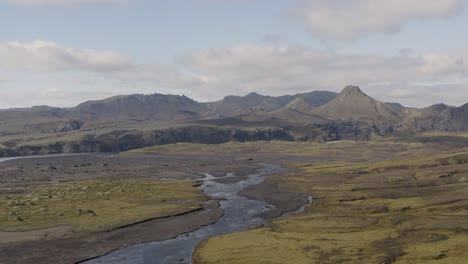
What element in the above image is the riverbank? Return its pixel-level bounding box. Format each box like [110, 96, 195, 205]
[0, 153, 309, 264]
[193, 151, 468, 264]
[1, 200, 223, 264]
[3, 140, 466, 263]
[0, 154, 256, 263]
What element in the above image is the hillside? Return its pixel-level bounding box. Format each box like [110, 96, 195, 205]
[204, 91, 337, 117]
[403, 104, 453, 131]
[451, 103, 468, 131]
[265, 98, 329, 124]
[73, 94, 212, 121]
[0, 86, 466, 156]
[313, 86, 402, 122]
[0, 106, 81, 135]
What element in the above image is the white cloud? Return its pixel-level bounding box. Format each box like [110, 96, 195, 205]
[368, 82, 468, 107]
[290, 0, 465, 40]
[6, 0, 128, 5]
[184, 45, 467, 94]
[41, 87, 66, 98]
[0, 40, 132, 72]
[1, 40, 467, 108]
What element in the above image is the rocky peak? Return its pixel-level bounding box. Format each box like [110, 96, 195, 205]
[245, 92, 261, 98]
[340, 85, 366, 98]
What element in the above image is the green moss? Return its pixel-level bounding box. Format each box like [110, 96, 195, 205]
[0, 179, 206, 233]
[194, 151, 468, 264]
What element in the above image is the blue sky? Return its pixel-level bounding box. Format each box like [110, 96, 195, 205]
[0, 0, 468, 108]
[0, 0, 297, 62]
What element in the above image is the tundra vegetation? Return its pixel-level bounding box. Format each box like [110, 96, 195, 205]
[1, 134, 467, 264]
[0, 179, 206, 233]
[191, 141, 468, 264]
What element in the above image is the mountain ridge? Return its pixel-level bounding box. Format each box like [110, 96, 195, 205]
[0, 86, 466, 138]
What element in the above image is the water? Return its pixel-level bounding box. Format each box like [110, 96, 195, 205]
[1, 155, 310, 264]
[0, 153, 88, 163]
[84, 164, 286, 264]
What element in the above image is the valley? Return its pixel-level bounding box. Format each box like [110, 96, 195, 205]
[0, 86, 467, 264]
[3, 1, 468, 263]
[1, 86, 467, 158]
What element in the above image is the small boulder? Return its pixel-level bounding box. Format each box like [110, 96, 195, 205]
[87, 210, 97, 216]
[13, 200, 25, 206]
[435, 253, 447, 260]
[77, 209, 97, 216]
[13, 216, 24, 222]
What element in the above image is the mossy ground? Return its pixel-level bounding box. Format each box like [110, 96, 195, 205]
[124, 138, 452, 160]
[193, 149, 468, 263]
[0, 179, 206, 233]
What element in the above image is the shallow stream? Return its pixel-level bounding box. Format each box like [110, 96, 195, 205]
[0, 156, 310, 264]
[85, 164, 289, 264]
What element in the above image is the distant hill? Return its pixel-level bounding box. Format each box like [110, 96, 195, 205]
[0, 106, 80, 135]
[403, 104, 453, 131]
[0, 86, 466, 142]
[283, 97, 315, 113]
[386, 102, 407, 111]
[450, 103, 468, 131]
[204, 91, 337, 117]
[74, 94, 211, 121]
[264, 98, 329, 124]
[203, 92, 288, 116]
[313, 86, 402, 123]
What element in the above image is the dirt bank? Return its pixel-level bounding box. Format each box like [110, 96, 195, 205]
[238, 179, 310, 219]
[0, 200, 223, 264]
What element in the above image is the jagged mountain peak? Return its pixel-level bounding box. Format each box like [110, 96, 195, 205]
[340, 85, 366, 97]
[313, 85, 401, 122]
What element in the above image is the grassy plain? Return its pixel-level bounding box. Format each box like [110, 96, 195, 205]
[126, 133, 467, 161]
[0, 179, 206, 233]
[193, 142, 468, 264]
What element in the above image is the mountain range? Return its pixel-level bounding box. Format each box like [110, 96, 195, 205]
[0, 86, 466, 156]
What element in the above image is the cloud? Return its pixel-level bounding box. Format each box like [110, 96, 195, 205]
[1, 40, 467, 108]
[0, 40, 132, 72]
[0, 40, 204, 108]
[184, 45, 467, 91]
[369, 82, 468, 107]
[41, 87, 67, 98]
[181, 45, 468, 106]
[0, 40, 201, 89]
[290, 0, 465, 40]
[5, 0, 128, 5]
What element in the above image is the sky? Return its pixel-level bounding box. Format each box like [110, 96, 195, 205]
[0, 0, 468, 108]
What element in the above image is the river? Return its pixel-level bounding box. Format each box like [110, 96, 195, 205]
[84, 164, 291, 264]
[1, 156, 309, 264]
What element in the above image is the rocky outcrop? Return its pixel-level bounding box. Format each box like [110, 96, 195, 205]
[4, 127, 294, 156]
[2, 121, 398, 157]
[0, 87, 466, 153]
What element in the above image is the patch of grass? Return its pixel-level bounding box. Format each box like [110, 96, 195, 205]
[0, 179, 206, 233]
[123, 140, 454, 161]
[194, 151, 468, 264]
